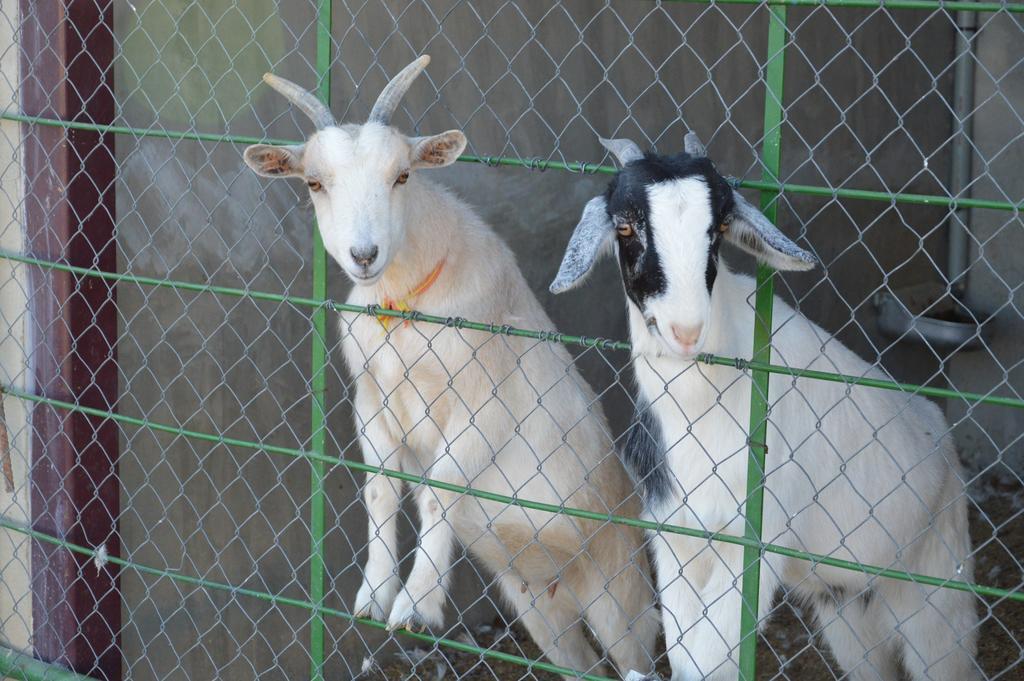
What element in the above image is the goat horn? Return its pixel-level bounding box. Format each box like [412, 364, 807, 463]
[368, 55, 431, 126]
[262, 73, 334, 130]
[599, 137, 644, 167]
[684, 131, 708, 157]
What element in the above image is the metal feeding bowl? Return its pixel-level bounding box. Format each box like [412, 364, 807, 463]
[874, 282, 994, 352]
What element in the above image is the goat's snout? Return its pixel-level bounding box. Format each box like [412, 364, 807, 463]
[350, 245, 379, 267]
[670, 323, 703, 354]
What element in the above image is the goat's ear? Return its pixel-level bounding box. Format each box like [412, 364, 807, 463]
[550, 196, 614, 294]
[410, 130, 467, 169]
[723, 191, 817, 271]
[243, 144, 306, 178]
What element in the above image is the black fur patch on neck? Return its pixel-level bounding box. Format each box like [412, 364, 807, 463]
[621, 399, 671, 507]
[706, 231, 723, 294]
[605, 152, 734, 308]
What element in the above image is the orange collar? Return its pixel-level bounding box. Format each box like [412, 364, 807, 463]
[377, 258, 446, 331]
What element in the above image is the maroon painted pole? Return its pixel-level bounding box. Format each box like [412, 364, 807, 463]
[20, 1, 120, 679]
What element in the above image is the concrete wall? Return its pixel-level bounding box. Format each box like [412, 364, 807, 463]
[947, 12, 1024, 475]
[0, 1, 1000, 679]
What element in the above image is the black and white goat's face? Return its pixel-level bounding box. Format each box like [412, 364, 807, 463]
[605, 153, 735, 356]
[243, 56, 466, 285]
[551, 134, 817, 359]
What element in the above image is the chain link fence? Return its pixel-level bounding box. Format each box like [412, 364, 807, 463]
[0, 0, 1021, 679]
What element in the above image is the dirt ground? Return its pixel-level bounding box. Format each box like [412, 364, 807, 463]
[359, 469, 1023, 680]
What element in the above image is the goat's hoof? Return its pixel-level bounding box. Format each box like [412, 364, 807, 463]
[352, 591, 384, 620]
[387, 590, 442, 633]
[389, 612, 431, 634]
[623, 671, 662, 681]
[353, 578, 399, 622]
[352, 601, 383, 621]
[386, 605, 432, 634]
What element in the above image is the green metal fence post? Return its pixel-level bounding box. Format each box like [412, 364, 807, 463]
[738, 4, 788, 680]
[310, 2, 332, 679]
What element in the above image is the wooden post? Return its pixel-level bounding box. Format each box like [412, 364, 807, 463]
[20, 1, 120, 679]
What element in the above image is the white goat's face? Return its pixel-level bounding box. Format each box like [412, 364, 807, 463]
[299, 125, 416, 283]
[243, 56, 467, 286]
[550, 134, 817, 360]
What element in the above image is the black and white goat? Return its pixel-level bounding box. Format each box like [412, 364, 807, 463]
[243, 57, 657, 677]
[550, 134, 979, 681]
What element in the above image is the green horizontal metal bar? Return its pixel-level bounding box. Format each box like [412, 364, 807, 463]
[666, 0, 1024, 11]
[0, 647, 96, 681]
[0, 112, 294, 147]
[3, 113, 1021, 213]
[0, 250, 326, 308]
[702, 354, 1024, 409]
[3, 250, 1021, 410]
[0, 518, 612, 681]
[459, 154, 615, 176]
[3, 383, 1020, 603]
[738, 178, 1023, 213]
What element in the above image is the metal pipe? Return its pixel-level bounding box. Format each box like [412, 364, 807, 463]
[948, 6, 978, 297]
[0, 647, 97, 681]
[738, 6, 789, 678]
[308, 2, 332, 680]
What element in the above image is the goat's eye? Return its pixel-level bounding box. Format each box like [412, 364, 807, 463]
[394, 170, 410, 187]
[616, 222, 635, 238]
[307, 179, 323, 192]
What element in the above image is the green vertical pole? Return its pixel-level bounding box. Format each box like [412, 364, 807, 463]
[310, 2, 332, 679]
[737, 4, 788, 681]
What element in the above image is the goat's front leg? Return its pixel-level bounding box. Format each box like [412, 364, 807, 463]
[353, 470, 403, 620]
[352, 403, 404, 621]
[386, 443, 483, 633]
[658, 533, 775, 681]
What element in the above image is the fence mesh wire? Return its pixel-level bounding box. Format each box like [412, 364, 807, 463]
[0, 0, 1021, 680]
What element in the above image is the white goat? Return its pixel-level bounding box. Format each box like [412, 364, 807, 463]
[550, 134, 979, 681]
[244, 56, 657, 677]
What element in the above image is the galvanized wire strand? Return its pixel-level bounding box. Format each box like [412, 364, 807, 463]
[665, 0, 1023, 10]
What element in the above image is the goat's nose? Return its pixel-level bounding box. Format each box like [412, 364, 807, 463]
[670, 323, 703, 349]
[350, 245, 379, 267]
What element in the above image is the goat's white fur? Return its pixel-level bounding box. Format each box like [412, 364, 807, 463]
[629, 265, 979, 681]
[245, 65, 658, 677]
[553, 139, 980, 680]
[341, 173, 657, 677]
